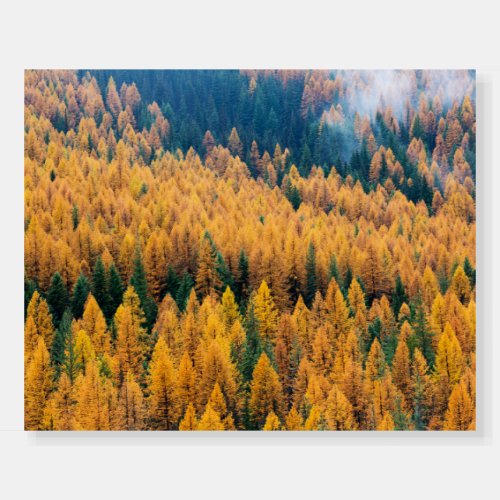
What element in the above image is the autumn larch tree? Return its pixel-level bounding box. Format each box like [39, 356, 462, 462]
[411, 348, 433, 430]
[324, 385, 357, 430]
[148, 336, 178, 429]
[25, 337, 53, 430]
[44, 372, 75, 430]
[117, 372, 145, 430]
[114, 303, 144, 386]
[249, 352, 284, 429]
[26, 291, 54, 353]
[73, 359, 113, 430]
[443, 380, 474, 430]
[197, 403, 225, 431]
[176, 351, 197, 418]
[252, 281, 279, 349]
[179, 403, 198, 431]
[227, 127, 243, 157]
[82, 294, 109, 356]
[195, 234, 223, 299]
[263, 411, 281, 431]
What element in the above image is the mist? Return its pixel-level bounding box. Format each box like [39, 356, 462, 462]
[334, 69, 475, 119]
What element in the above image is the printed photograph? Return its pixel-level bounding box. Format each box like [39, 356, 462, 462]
[24, 70, 476, 430]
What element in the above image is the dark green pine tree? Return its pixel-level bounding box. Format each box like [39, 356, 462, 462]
[47, 272, 69, 328]
[299, 142, 312, 176]
[216, 252, 234, 293]
[410, 296, 435, 367]
[379, 154, 388, 183]
[463, 256, 476, 288]
[241, 300, 263, 383]
[283, 178, 302, 210]
[304, 242, 317, 308]
[391, 275, 408, 320]
[71, 273, 90, 319]
[107, 263, 124, 318]
[92, 257, 109, 319]
[327, 255, 343, 292]
[165, 265, 180, 301]
[51, 308, 73, 379]
[359, 142, 371, 181]
[344, 267, 353, 294]
[72, 204, 79, 230]
[382, 329, 398, 367]
[130, 248, 148, 305]
[234, 249, 250, 307]
[175, 271, 194, 311]
[130, 248, 157, 329]
[411, 114, 424, 140]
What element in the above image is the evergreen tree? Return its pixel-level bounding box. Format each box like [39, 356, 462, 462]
[51, 308, 73, 379]
[215, 251, 233, 293]
[463, 257, 476, 288]
[71, 273, 90, 319]
[391, 275, 407, 319]
[410, 296, 435, 367]
[72, 204, 79, 230]
[176, 271, 194, 312]
[235, 249, 250, 306]
[108, 263, 124, 317]
[304, 242, 317, 308]
[92, 257, 109, 319]
[328, 255, 343, 292]
[241, 301, 263, 382]
[131, 248, 157, 329]
[47, 272, 69, 328]
[283, 178, 301, 210]
[165, 265, 180, 300]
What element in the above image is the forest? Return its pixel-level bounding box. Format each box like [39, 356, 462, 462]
[24, 69, 476, 430]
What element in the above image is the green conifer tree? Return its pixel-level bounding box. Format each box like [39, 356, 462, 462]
[47, 272, 69, 328]
[71, 273, 90, 319]
[304, 242, 317, 307]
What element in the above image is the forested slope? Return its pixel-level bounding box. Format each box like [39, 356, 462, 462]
[24, 69, 476, 430]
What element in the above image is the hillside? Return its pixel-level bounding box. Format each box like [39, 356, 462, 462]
[24, 69, 476, 430]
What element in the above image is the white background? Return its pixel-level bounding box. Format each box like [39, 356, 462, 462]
[0, 1, 498, 498]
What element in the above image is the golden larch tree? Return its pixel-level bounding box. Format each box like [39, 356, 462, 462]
[25, 337, 53, 430]
[179, 403, 198, 431]
[148, 336, 178, 429]
[197, 403, 225, 431]
[82, 294, 110, 356]
[252, 280, 279, 347]
[324, 385, 357, 430]
[263, 411, 281, 431]
[443, 381, 474, 430]
[73, 359, 113, 431]
[249, 352, 284, 428]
